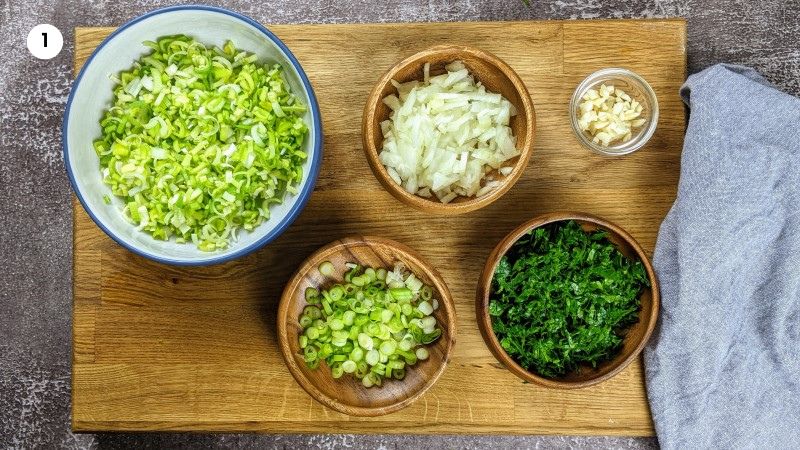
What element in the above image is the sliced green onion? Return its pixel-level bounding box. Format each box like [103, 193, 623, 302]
[350, 347, 364, 362]
[342, 360, 357, 373]
[303, 305, 321, 319]
[417, 301, 434, 315]
[421, 316, 437, 329]
[329, 318, 344, 331]
[329, 285, 344, 301]
[305, 287, 319, 301]
[365, 349, 380, 366]
[362, 373, 375, 388]
[319, 261, 335, 277]
[390, 288, 413, 302]
[304, 346, 317, 362]
[298, 261, 443, 387]
[358, 333, 374, 350]
[405, 274, 423, 293]
[420, 286, 433, 301]
[331, 363, 344, 379]
[388, 360, 405, 370]
[398, 337, 414, 352]
[379, 340, 397, 355]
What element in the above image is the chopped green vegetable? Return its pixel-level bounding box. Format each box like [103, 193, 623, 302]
[94, 35, 308, 251]
[299, 262, 442, 388]
[489, 220, 650, 378]
[318, 261, 334, 278]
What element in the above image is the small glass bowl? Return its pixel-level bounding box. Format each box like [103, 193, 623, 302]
[569, 68, 659, 156]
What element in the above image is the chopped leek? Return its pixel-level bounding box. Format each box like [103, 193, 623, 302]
[94, 35, 309, 251]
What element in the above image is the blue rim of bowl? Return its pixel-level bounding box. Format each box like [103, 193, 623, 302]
[62, 5, 323, 266]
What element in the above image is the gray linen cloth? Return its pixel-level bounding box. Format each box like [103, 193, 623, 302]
[644, 64, 800, 449]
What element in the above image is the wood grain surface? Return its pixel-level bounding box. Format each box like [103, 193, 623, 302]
[72, 19, 686, 434]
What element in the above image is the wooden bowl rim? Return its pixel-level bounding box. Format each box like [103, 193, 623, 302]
[475, 212, 660, 389]
[277, 235, 457, 416]
[361, 44, 536, 215]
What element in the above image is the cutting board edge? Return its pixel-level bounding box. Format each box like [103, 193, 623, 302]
[69, 18, 683, 436]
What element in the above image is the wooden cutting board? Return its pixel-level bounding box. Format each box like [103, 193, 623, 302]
[72, 19, 686, 434]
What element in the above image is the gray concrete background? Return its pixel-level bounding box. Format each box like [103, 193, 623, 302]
[1, 0, 798, 448]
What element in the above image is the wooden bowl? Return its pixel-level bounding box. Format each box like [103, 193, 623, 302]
[475, 212, 659, 389]
[362, 45, 536, 215]
[277, 236, 457, 416]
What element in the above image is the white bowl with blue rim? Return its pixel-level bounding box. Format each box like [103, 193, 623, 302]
[63, 5, 322, 265]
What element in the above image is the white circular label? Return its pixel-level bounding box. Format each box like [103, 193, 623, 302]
[27, 24, 63, 60]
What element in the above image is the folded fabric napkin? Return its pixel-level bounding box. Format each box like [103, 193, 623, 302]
[644, 64, 800, 449]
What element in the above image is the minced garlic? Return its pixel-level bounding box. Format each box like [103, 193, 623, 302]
[577, 84, 646, 147]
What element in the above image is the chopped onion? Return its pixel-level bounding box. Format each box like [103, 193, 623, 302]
[379, 61, 519, 203]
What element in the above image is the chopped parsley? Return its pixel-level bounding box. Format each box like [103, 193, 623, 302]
[489, 220, 649, 378]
